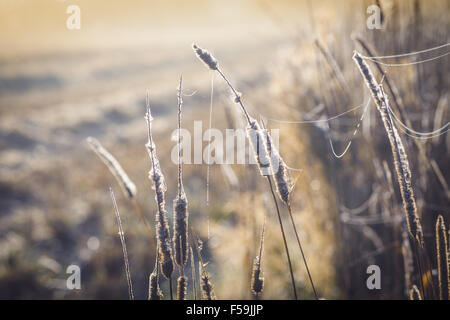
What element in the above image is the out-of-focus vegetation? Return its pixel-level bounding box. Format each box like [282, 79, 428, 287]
[0, 0, 448, 299]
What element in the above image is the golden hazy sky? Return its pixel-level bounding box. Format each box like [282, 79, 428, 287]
[0, 0, 313, 56]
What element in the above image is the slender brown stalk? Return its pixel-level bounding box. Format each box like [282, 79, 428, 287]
[353, 36, 450, 198]
[436, 215, 449, 300]
[88, 137, 136, 198]
[109, 188, 134, 300]
[177, 275, 187, 300]
[199, 261, 215, 300]
[401, 228, 414, 297]
[267, 176, 298, 299]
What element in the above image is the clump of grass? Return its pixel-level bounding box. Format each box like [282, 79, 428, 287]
[193, 43, 298, 299]
[144, 91, 174, 284]
[435, 215, 449, 300]
[251, 219, 265, 298]
[409, 285, 422, 300]
[353, 51, 424, 246]
[109, 188, 134, 300]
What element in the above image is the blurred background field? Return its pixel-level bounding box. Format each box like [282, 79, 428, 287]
[0, 0, 448, 299]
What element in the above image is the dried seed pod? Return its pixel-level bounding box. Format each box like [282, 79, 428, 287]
[192, 43, 218, 70]
[264, 129, 292, 205]
[173, 77, 189, 268]
[190, 246, 197, 300]
[177, 276, 187, 300]
[353, 52, 424, 246]
[148, 272, 163, 300]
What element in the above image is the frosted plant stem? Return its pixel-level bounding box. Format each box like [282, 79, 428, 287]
[110, 188, 134, 300]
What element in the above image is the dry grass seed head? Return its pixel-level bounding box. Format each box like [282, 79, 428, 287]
[149, 272, 163, 300]
[145, 92, 174, 279]
[192, 43, 218, 70]
[177, 275, 188, 300]
[251, 220, 266, 297]
[149, 246, 163, 300]
[353, 52, 424, 246]
[174, 195, 188, 267]
[87, 137, 137, 198]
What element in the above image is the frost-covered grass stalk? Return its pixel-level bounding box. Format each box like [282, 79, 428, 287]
[190, 246, 197, 300]
[435, 215, 449, 300]
[177, 275, 187, 300]
[173, 76, 189, 269]
[88, 137, 137, 198]
[109, 188, 134, 300]
[144, 91, 174, 287]
[263, 123, 318, 299]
